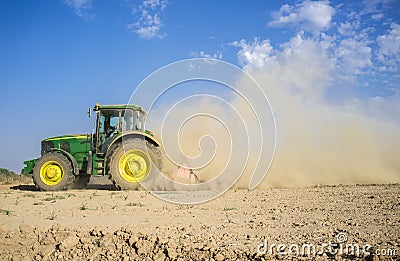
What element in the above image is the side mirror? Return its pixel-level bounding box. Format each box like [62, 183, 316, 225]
[87, 107, 92, 118]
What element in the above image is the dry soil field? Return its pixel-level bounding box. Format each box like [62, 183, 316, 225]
[0, 177, 399, 260]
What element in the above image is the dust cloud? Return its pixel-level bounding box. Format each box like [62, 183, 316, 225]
[147, 38, 400, 188]
[236, 37, 400, 188]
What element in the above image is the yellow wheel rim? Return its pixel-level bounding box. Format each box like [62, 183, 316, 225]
[118, 150, 150, 183]
[40, 161, 64, 186]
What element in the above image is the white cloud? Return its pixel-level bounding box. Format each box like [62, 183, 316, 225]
[142, 0, 168, 10]
[230, 39, 274, 68]
[261, 0, 400, 86]
[129, 11, 164, 39]
[232, 33, 337, 101]
[268, 0, 335, 32]
[377, 23, 400, 71]
[371, 13, 384, 20]
[232, 28, 377, 90]
[337, 21, 360, 36]
[360, 0, 393, 15]
[198, 51, 223, 60]
[128, 0, 168, 39]
[63, 0, 93, 18]
[336, 38, 373, 78]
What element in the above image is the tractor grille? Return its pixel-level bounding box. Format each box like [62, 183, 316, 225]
[41, 141, 54, 155]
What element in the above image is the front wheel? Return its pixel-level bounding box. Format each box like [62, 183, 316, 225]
[33, 153, 74, 191]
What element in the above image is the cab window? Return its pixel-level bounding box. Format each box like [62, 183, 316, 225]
[97, 110, 120, 152]
[121, 109, 134, 132]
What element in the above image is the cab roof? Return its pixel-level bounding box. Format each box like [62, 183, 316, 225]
[94, 103, 146, 113]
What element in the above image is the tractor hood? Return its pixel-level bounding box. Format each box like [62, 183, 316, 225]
[41, 134, 91, 155]
[43, 134, 89, 142]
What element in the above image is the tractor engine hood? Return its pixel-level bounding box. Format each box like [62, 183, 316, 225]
[41, 134, 91, 155]
[43, 134, 89, 142]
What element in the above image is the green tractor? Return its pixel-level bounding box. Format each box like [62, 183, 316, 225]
[22, 103, 162, 191]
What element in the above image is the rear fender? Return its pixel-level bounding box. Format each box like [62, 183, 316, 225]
[106, 131, 161, 156]
[112, 130, 160, 147]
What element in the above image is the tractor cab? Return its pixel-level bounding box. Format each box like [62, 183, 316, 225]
[93, 103, 147, 154]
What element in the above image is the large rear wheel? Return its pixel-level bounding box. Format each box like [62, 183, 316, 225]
[33, 153, 74, 191]
[147, 141, 163, 171]
[107, 138, 152, 190]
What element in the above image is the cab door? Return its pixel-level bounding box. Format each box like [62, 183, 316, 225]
[96, 109, 121, 153]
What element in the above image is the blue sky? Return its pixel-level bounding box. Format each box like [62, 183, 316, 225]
[0, 0, 399, 173]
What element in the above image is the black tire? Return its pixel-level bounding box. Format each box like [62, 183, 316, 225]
[147, 141, 163, 171]
[33, 153, 74, 191]
[107, 138, 152, 190]
[70, 174, 90, 189]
